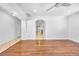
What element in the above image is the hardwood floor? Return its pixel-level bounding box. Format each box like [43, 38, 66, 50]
[0, 40, 79, 56]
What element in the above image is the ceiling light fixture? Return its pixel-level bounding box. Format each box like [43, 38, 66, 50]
[33, 9, 37, 13]
[12, 12, 17, 16]
[47, 3, 72, 11]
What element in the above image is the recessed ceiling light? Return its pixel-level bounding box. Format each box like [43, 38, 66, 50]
[33, 9, 37, 13]
[12, 12, 17, 16]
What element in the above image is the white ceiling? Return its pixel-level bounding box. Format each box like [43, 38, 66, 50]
[17, 3, 55, 16]
[0, 3, 79, 20]
[17, 3, 79, 16]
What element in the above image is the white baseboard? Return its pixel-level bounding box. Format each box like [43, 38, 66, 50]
[21, 37, 69, 40]
[0, 39, 21, 53]
[68, 38, 79, 43]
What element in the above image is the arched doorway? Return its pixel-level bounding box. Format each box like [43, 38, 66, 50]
[36, 20, 45, 39]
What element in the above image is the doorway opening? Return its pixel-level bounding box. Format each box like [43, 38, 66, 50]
[36, 20, 45, 39]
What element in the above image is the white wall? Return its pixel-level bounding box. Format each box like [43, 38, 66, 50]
[45, 16, 68, 39]
[68, 12, 79, 42]
[0, 10, 21, 45]
[21, 20, 27, 39]
[22, 16, 68, 40]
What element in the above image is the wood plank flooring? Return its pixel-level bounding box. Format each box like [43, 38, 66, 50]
[0, 40, 79, 56]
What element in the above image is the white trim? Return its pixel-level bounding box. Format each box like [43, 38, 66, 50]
[0, 39, 21, 53]
[22, 37, 69, 40]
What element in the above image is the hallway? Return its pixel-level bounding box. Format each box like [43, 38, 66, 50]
[0, 40, 79, 56]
